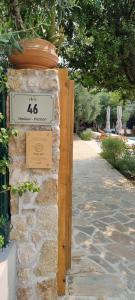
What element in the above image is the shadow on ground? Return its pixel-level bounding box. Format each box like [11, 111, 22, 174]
[63, 139, 135, 300]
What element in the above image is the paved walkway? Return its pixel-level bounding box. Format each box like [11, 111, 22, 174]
[61, 137, 135, 300]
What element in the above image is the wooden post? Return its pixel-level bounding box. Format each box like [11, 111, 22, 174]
[66, 80, 74, 270]
[57, 70, 74, 295]
[57, 69, 68, 295]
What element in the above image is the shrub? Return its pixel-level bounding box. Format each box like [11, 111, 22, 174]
[115, 156, 135, 180]
[0, 235, 4, 249]
[101, 137, 127, 162]
[79, 130, 94, 141]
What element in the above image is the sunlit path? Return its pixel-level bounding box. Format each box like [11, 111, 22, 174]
[60, 137, 135, 300]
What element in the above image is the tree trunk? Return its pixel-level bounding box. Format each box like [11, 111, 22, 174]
[10, 0, 25, 30]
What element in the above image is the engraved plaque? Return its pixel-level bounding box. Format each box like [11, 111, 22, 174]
[10, 92, 55, 125]
[26, 131, 52, 168]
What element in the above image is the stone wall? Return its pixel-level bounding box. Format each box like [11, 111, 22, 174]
[7, 69, 60, 300]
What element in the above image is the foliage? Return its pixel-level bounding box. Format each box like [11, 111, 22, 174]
[1, 0, 135, 96]
[0, 215, 9, 227]
[101, 137, 127, 162]
[61, 0, 135, 96]
[95, 90, 123, 128]
[123, 102, 135, 125]
[0, 215, 12, 248]
[115, 156, 135, 180]
[0, 234, 4, 249]
[75, 84, 101, 132]
[92, 89, 135, 129]
[101, 137, 135, 181]
[79, 130, 94, 141]
[11, 181, 40, 197]
[0, 113, 40, 247]
[1, 181, 40, 197]
[0, 115, 40, 197]
[0, 32, 23, 57]
[0, 67, 8, 93]
[0, 0, 77, 53]
[0, 112, 4, 122]
[0, 158, 10, 175]
[0, 127, 18, 145]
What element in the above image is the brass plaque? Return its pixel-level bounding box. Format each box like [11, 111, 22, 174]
[26, 131, 52, 168]
[10, 92, 55, 125]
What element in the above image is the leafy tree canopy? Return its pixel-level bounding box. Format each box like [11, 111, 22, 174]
[74, 84, 101, 131]
[0, 0, 135, 98]
[61, 0, 135, 98]
[0, 0, 76, 50]
[95, 90, 135, 128]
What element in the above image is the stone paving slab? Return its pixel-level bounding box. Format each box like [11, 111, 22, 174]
[67, 274, 125, 297]
[59, 138, 135, 300]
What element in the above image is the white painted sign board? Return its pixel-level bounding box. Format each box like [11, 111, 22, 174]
[10, 92, 55, 125]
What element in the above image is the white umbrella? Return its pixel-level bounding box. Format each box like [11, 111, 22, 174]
[116, 106, 123, 134]
[105, 105, 110, 132]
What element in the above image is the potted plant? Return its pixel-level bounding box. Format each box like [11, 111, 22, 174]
[0, 0, 78, 70]
[8, 38, 59, 69]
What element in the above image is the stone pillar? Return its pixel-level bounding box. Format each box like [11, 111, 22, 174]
[7, 69, 60, 300]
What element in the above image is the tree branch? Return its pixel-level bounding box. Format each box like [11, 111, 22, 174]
[10, 0, 25, 30]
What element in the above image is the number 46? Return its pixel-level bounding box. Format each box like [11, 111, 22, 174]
[27, 104, 38, 114]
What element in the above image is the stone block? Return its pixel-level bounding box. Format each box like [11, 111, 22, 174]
[36, 279, 57, 300]
[34, 240, 57, 276]
[10, 195, 19, 214]
[26, 213, 36, 226]
[17, 268, 32, 286]
[36, 206, 58, 237]
[9, 168, 29, 185]
[8, 69, 59, 94]
[17, 287, 34, 300]
[31, 230, 43, 249]
[9, 131, 26, 156]
[18, 243, 37, 266]
[11, 215, 28, 241]
[36, 178, 57, 205]
[22, 191, 37, 209]
[10, 156, 26, 172]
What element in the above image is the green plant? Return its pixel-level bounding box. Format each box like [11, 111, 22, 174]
[115, 156, 135, 180]
[0, 158, 10, 175]
[75, 84, 101, 132]
[0, 127, 18, 145]
[0, 215, 13, 248]
[0, 32, 23, 56]
[61, 0, 135, 99]
[0, 234, 4, 249]
[0, 0, 77, 57]
[0, 113, 40, 247]
[0, 215, 9, 227]
[0, 67, 8, 93]
[79, 130, 94, 141]
[101, 136, 135, 181]
[101, 137, 127, 163]
[1, 181, 40, 197]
